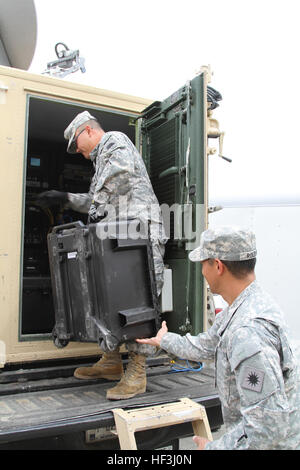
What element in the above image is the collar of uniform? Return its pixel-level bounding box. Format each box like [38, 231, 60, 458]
[89, 132, 111, 162]
[217, 280, 258, 337]
[89, 144, 99, 163]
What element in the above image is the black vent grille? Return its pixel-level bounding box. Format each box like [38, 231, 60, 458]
[149, 118, 178, 206]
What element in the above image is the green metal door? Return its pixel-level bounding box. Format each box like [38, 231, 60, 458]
[140, 73, 208, 335]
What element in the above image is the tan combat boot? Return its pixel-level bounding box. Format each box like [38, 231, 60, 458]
[74, 351, 124, 380]
[106, 352, 147, 400]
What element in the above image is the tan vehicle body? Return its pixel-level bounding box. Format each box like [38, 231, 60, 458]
[0, 65, 151, 366]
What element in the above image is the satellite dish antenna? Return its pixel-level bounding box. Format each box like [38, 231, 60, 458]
[0, 0, 37, 70]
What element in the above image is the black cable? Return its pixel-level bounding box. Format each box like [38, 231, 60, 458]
[207, 85, 222, 110]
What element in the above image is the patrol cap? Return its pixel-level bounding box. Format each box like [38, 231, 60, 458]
[189, 226, 257, 262]
[64, 110, 97, 153]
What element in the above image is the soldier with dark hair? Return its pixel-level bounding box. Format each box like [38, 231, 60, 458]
[137, 226, 300, 449]
[37, 111, 167, 400]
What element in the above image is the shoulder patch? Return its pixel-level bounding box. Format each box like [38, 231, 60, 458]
[241, 366, 265, 393]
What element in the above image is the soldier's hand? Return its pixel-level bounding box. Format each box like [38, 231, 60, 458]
[88, 202, 107, 223]
[136, 321, 168, 347]
[88, 202, 99, 222]
[36, 190, 68, 208]
[193, 436, 210, 450]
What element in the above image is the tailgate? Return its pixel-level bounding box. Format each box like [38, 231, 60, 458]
[0, 357, 220, 444]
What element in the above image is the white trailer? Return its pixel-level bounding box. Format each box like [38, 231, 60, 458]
[209, 196, 300, 343]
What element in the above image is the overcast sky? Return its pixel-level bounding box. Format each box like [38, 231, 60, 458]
[29, 0, 300, 205]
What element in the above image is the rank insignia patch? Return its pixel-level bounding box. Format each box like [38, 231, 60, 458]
[241, 366, 265, 393]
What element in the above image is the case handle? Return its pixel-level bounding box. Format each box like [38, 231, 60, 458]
[51, 221, 85, 233]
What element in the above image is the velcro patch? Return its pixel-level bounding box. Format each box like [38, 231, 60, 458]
[241, 366, 265, 393]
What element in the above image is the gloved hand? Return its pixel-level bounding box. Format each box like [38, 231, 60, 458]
[88, 201, 99, 222]
[88, 201, 107, 223]
[35, 190, 68, 208]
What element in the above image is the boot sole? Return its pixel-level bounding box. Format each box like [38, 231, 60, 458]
[74, 372, 123, 380]
[106, 387, 146, 400]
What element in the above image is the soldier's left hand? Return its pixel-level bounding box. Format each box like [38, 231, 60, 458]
[89, 202, 100, 222]
[136, 321, 168, 347]
[88, 202, 108, 223]
[193, 436, 210, 450]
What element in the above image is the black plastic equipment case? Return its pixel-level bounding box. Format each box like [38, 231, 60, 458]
[47, 220, 160, 351]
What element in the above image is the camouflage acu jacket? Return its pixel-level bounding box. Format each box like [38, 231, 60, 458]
[66, 131, 166, 244]
[161, 281, 300, 450]
[65, 131, 167, 296]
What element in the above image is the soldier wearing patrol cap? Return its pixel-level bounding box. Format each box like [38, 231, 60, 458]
[36, 110, 167, 401]
[137, 226, 300, 450]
